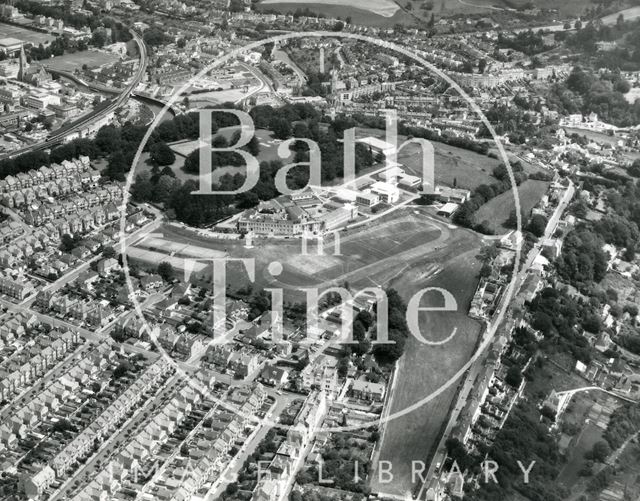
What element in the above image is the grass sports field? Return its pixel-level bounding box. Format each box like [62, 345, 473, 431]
[371, 248, 483, 497]
[41, 50, 121, 72]
[131, 208, 447, 300]
[0, 22, 55, 46]
[472, 179, 550, 235]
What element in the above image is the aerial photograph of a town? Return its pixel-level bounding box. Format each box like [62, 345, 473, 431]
[1, 0, 640, 500]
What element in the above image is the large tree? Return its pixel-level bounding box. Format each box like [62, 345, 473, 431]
[149, 141, 176, 166]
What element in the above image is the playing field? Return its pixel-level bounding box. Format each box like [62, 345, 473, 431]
[472, 179, 550, 235]
[0, 22, 55, 46]
[256, 1, 416, 26]
[132, 208, 450, 300]
[41, 50, 120, 72]
[371, 249, 483, 497]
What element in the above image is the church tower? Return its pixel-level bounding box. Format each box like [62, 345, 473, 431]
[17, 44, 27, 82]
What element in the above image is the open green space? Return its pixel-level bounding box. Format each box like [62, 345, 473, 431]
[133, 208, 447, 301]
[371, 247, 483, 497]
[0, 22, 55, 45]
[472, 179, 550, 234]
[38, 50, 120, 72]
[357, 127, 500, 191]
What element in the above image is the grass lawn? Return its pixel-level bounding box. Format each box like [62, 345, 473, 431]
[357, 127, 500, 191]
[40, 50, 120, 72]
[525, 352, 590, 402]
[557, 421, 603, 489]
[472, 179, 550, 235]
[556, 391, 621, 491]
[371, 248, 483, 497]
[0, 22, 55, 45]
[141, 207, 447, 301]
[255, 1, 417, 26]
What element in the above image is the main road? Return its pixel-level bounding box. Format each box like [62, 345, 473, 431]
[0, 29, 148, 160]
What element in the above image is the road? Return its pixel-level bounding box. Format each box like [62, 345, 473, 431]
[555, 386, 638, 405]
[202, 391, 299, 500]
[0, 341, 97, 423]
[49, 373, 184, 501]
[234, 62, 267, 105]
[237, 62, 284, 107]
[0, 29, 148, 161]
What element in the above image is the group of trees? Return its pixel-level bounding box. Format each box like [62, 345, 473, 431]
[371, 289, 410, 364]
[496, 30, 553, 56]
[129, 102, 380, 225]
[528, 286, 602, 363]
[603, 403, 640, 450]
[564, 18, 640, 71]
[297, 434, 371, 494]
[555, 228, 608, 286]
[478, 104, 546, 145]
[16, 0, 132, 44]
[547, 66, 640, 127]
[143, 27, 172, 47]
[466, 400, 568, 501]
[28, 38, 67, 61]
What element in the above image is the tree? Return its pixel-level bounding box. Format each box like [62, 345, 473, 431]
[478, 58, 487, 74]
[95, 125, 121, 153]
[149, 141, 176, 166]
[270, 117, 291, 140]
[337, 356, 349, 377]
[104, 151, 128, 181]
[566, 66, 592, 95]
[91, 29, 108, 48]
[246, 135, 260, 156]
[102, 246, 116, 259]
[505, 365, 523, 388]
[143, 27, 168, 47]
[60, 233, 76, 252]
[153, 175, 179, 204]
[628, 159, 640, 178]
[589, 441, 611, 462]
[575, 20, 582, 30]
[157, 261, 174, 282]
[131, 172, 153, 202]
[527, 214, 548, 238]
